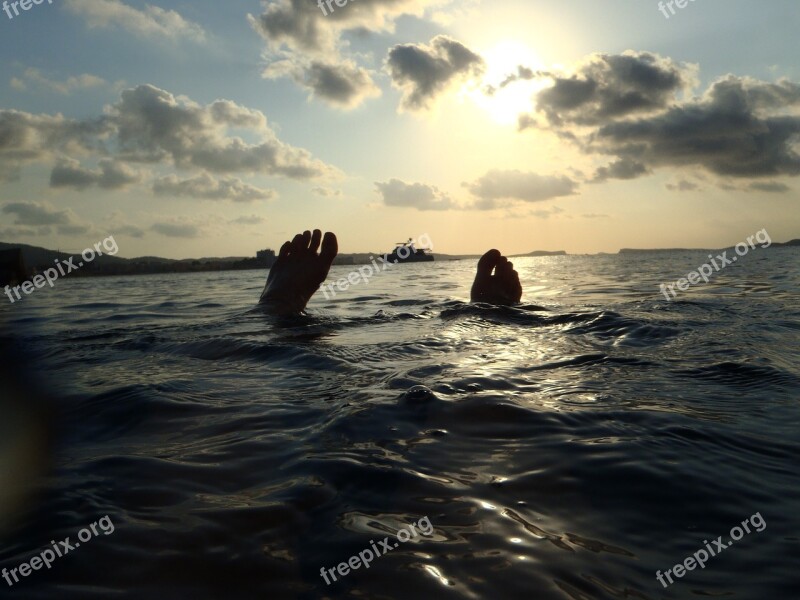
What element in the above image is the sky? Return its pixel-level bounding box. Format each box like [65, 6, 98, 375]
[0, 0, 798, 258]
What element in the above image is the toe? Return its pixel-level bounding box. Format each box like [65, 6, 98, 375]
[301, 230, 312, 252]
[310, 229, 322, 254]
[290, 233, 305, 255]
[320, 232, 338, 264]
[476, 249, 502, 278]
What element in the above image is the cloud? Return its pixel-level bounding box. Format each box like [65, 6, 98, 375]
[666, 179, 700, 192]
[518, 52, 800, 187]
[249, 0, 445, 109]
[1, 201, 95, 237]
[10, 68, 107, 95]
[590, 76, 800, 178]
[2, 201, 75, 226]
[530, 51, 695, 127]
[229, 215, 266, 225]
[312, 186, 343, 197]
[0, 226, 41, 238]
[465, 170, 579, 209]
[111, 85, 333, 178]
[50, 158, 142, 190]
[249, 0, 336, 55]
[0, 109, 111, 182]
[249, 0, 439, 56]
[1, 85, 335, 189]
[386, 35, 485, 111]
[591, 158, 650, 182]
[748, 181, 791, 193]
[263, 58, 380, 109]
[485, 65, 537, 96]
[64, 0, 206, 43]
[151, 222, 201, 238]
[152, 172, 276, 202]
[375, 178, 456, 210]
[57, 224, 92, 236]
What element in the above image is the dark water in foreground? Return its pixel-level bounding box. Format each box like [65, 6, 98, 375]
[1, 249, 799, 599]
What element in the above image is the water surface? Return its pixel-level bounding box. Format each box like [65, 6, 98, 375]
[1, 249, 798, 599]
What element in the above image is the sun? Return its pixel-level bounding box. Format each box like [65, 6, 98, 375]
[469, 40, 547, 126]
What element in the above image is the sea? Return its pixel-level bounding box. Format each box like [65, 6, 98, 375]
[1, 248, 798, 599]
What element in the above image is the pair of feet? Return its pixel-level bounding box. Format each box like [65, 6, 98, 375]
[259, 229, 522, 314]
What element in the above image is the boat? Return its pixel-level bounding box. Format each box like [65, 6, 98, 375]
[383, 238, 434, 263]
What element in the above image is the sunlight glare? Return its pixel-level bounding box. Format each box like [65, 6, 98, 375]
[470, 40, 547, 126]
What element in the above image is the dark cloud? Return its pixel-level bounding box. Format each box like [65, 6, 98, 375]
[249, 0, 333, 55]
[0, 226, 40, 238]
[249, 0, 442, 110]
[749, 181, 791, 193]
[152, 172, 276, 202]
[50, 158, 142, 190]
[249, 0, 438, 55]
[375, 179, 456, 210]
[304, 61, 380, 107]
[2, 201, 95, 237]
[464, 170, 579, 209]
[533, 51, 693, 126]
[520, 52, 800, 187]
[485, 65, 537, 96]
[57, 224, 92, 236]
[590, 76, 800, 178]
[0, 109, 109, 182]
[2, 201, 74, 226]
[591, 158, 649, 182]
[387, 35, 484, 111]
[264, 58, 380, 108]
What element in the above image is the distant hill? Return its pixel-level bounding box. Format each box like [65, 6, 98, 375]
[0, 241, 124, 268]
[620, 238, 799, 253]
[0, 241, 270, 277]
[511, 250, 567, 257]
[619, 248, 711, 253]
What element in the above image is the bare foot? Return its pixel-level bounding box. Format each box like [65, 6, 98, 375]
[470, 249, 522, 305]
[259, 229, 338, 314]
